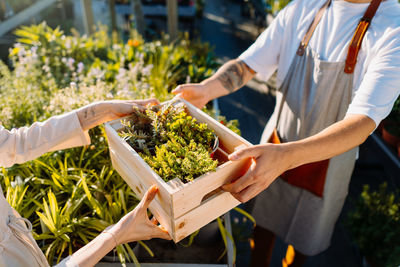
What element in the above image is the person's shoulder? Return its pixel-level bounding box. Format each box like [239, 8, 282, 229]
[371, 1, 400, 47]
[283, 0, 326, 14]
[375, 0, 400, 27]
[278, 0, 326, 24]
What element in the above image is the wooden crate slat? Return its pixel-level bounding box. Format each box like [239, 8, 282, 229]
[110, 149, 175, 237]
[171, 158, 251, 219]
[106, 124, 174, 218]
[173, 191, 239, 242]
[180, 98, 253, 152]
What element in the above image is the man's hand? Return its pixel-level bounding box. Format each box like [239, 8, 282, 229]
[222, 143, 293, 203]
[172, 83, 211, 109]
[222, 114, 376, 203]
[172, 59, 256, 108]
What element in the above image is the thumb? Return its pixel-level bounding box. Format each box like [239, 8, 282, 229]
[140, 98, 160, 106]
[228, 146, 262, 161]
[155, 225, 172, 240]
[172, 84, 194, 95]
[171, 85, 184, 94]
[140, 185, 158, 210]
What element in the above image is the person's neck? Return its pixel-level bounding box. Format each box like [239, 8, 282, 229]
[344, 0, 372, 3]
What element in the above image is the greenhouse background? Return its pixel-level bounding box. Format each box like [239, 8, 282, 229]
[0, 0, 399, 267]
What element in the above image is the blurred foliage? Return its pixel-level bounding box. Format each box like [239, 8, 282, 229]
[345, 183, 400, 267]
[265, 0, 291, 15]
[0, 22, 223, 265]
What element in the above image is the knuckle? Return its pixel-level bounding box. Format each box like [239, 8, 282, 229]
[236, 195, 246, 203]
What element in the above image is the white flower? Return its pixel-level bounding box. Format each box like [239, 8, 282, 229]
[67, 57, 75, 70]
[42, 65, 51, 73]
[65, 38, 72, 49]
[77, 62, 84, 73]
[142, 64, 153, 76]
[1, 107, 12, 120]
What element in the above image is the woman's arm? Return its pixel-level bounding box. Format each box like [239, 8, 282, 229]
[222, 114, 376, 202]
[171, 59, 256, 108]
[60, 186, 170, 267]
[0, 99, 158, 168]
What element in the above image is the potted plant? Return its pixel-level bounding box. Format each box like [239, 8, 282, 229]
[345, 183, 400, 267]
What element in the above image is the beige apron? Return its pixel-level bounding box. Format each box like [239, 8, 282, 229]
[0, 185, 50, 267]
[252, 0, 382, 255]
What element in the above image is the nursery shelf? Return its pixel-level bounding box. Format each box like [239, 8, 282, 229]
[368, 133, 400, 186]
[0, 0, 57, 36]
[370, 133, 400, 169]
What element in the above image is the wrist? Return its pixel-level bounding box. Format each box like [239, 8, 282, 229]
[200, 78, 226, 100]
[281, 142, 305, 170]
[101, 230, 119, 247]
[104, 223, 127, 246]
[77, 102, 108, 131]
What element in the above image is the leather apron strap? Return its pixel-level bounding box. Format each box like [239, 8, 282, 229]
[297, 0, 383, 72]
[297, 0, 332, 56]
[345, 0, 383, 73]
[271, 0, 383, 197]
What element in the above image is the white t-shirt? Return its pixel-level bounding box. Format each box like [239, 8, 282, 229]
[239, 0, 400, 126]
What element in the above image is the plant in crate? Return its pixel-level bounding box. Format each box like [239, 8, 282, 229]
[119, 102, 219, 183]
[345, 183, 400, 267]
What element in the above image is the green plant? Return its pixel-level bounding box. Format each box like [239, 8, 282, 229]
[120, 103, 218, 183]
[265, 0, 292, 15]
[345, 183, 400, 267]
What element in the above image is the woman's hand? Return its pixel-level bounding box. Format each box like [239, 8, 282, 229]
[77, 99, 159, 131]
[172, 83, 212, 109]
[68, 185, 170, 267]
[106, 185, 171, 244]
[222, 143, 294, 203]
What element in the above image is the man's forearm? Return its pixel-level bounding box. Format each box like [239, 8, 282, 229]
[201, 59, 256, 98]
[285, 114, 376, 169]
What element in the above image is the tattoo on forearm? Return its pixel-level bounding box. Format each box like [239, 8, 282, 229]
[90, 106, 96, 117]
[217, 61, 246, 93]
[78, 104, 103, 131]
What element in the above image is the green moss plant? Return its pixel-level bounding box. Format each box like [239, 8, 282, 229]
[120, 103, 218, 183]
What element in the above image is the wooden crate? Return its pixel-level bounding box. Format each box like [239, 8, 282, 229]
[104, 98, 252, 242]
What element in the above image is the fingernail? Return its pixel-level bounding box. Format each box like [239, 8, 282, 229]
[150, 185, 158, 193]
[229, 153, 238, 160]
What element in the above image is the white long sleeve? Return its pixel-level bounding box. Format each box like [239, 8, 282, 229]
[54, 256, 79, 267]
[0, 111, 91, 168]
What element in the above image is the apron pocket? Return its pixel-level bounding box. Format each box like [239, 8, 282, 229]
[268, 128, 329, 197]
